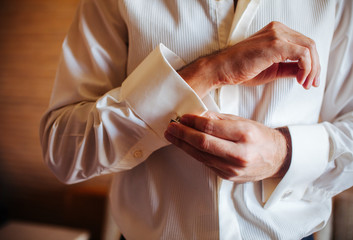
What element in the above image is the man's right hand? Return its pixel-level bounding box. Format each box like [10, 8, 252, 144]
[178, 21, 321, 98]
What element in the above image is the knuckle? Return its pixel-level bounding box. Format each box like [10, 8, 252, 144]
[267, 26, 280, 38]
[235, 148, 254, 166]
[267, 21, 282, 30]
[307, 38, 316, 50]
[219, 173, 231, 180]
[265, 34, 284, 51]
[224, 168, 235, 179]
[301, 47, 310, 59]
[239, 153, 251, 166]
[202, 119, 214, 134]
[242, 126, 256, 142]
[197, 134, 209, 150]
[227, 152, 243, 165]
[269, 38, 283, 48]
[230, 168, 243, 178]
[264, 22, 283, 41]
[227, 153, 238, 163]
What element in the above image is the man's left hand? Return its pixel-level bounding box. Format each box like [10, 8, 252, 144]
[164, 112, 290, 183]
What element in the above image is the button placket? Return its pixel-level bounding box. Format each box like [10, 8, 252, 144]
[215, 0, 235, 49]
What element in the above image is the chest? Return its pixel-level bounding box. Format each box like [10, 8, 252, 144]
[121, 0, 336, 124]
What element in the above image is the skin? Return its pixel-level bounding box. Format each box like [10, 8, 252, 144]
[178, 21, 320, 99]
[165, 21, 320, 182]
[165, 112, 290, 182]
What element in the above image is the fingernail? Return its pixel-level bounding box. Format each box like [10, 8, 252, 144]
[315, 77, 320, 87]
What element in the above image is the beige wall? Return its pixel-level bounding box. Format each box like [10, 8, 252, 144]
[0, 0, 111, 239]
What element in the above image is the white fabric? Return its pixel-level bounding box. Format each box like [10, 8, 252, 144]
[39, 0, 353, 239]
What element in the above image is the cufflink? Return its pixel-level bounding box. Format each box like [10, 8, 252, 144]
[170, 116, 181, 123]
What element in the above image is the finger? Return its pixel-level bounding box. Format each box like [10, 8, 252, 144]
[276, 62, 300, 78]
[166, 122, 237, 159]
[164, 131, 244, 180]
[179, 114, 246, 141]
[260, 22, 313, 85]
[166, 121, 248, 166]
[262, 22, 319, 89]
[298, 39, 319, 89]
[209, 167, 230, 179]
[285, 43, 312, 86]
[164, 130, 228, 166]
[209, 166, 236, 181]
[209, 166, 247, 182]
[258, 39, 312, 85]
[202, 111, 229, 120]
[307, 39, 320, 88]
[246, 62, 300, 86]
[313, 57, 321, 87]
[313, 73, 320, 87]
[285, 32, 320, 88]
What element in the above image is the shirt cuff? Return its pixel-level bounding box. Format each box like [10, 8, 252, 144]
[263, 124, 329, 208]
[119, 43, 208, 142]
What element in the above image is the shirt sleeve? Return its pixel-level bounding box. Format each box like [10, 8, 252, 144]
[39, 0, 207, 184]
[262, 0, 353, 208]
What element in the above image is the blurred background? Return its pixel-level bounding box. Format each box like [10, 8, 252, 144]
[0, 0, 118, 239]
[0, 0, 352, 239]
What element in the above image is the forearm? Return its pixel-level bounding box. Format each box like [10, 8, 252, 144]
[177, 53, 221, 99]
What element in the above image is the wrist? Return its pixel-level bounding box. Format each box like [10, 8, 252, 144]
[273, 127, 292, 178]
[177, 53, 222, 98]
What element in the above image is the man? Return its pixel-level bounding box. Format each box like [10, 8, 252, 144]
[40, 0, 353, 239]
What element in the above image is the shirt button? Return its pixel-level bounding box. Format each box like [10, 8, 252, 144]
[133, 150, 143, 158]
[282, 190, 293, 199]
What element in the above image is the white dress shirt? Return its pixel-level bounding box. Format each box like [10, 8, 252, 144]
[40, 0, 353, 239]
